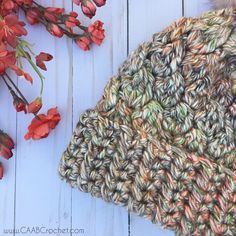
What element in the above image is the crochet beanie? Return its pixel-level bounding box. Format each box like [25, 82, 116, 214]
[59, 8, 236, 235]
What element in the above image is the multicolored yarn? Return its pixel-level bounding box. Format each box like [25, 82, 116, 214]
[59, 8, 236, 235]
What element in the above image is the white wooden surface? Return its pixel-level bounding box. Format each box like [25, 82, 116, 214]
[0, 0, 211, 235]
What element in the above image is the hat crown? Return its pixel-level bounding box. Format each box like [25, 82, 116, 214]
[59, 8, 236, 235]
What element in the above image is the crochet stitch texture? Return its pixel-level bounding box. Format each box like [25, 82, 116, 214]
[59, 8, 236, 235]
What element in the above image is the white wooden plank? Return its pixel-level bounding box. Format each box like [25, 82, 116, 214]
[184, 0, 211, 16]
[72, 0, 129, 235]
[129, 0, 183, 52]
[15, 0, 73, 233]
[0, 74, 16, 233]
[128, 0, 182, 235]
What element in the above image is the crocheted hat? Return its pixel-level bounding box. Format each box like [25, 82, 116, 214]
[59, 8, 236, 235]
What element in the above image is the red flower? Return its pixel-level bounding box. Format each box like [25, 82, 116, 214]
[0, 0, 17, 16]
[14, 98, 26, 112]
[26, 7, 41, 25]
[65, 12, 81, 28]
[47, 23, 64, 38]
[16, 0, 32, 6]
[93, 0, 106, 7]
[11, 91, 27, 113]
[25, 107, 61, 140]
[0, 130, 14, 159]
[0, 163, 3, 179]
[0, 48, 16, 74]
[81, 0, 96, 19]
[0, 0, 32, 16]
[44, 8, 64, 23]
[46, 7, 64, 15]
[10, 65, 33, 83]
[73, 0, 81, 5]
[3, 0, 15, 10]
[73, 0, 96, 18]
[88, 20, 105, 45]
[76, 36, 91, 51]
[35, 52, 53, 71]
[0, 14, 27, 48]
[27, 97, 42, 114]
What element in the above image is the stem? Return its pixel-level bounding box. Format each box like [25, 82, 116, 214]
[1, 75, 14, 93]
[17, 41, 44, 96]
[4, 73, 29, 105]
[3, 73, 40, 118]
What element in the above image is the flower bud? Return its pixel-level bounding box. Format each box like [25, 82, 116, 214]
[88, 20, 105, 45]
[93, 0, 106, 7]
[26, 8, 41, 25]
[76, 36, 91, 51]
[14, 98, 27, 113]
[27, 97, 42, 114]
[0, 130, 14, 159]
[65, 12, 80, 28]
[0, 163, 3, 180]
[10, 90, 27, 113]
[0, 144, 13, 159]
[3, 0, 15, 10]
[81, 0, 96, 18]
[47, 23, 64, 38]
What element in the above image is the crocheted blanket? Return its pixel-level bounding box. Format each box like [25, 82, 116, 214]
[59, 8, 236, 235]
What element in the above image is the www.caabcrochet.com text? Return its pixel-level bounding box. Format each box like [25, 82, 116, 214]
[3, 227, 84, 234]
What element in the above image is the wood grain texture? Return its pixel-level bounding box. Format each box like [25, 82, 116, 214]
[15, 0, 73, 233]
[0, 77, 16, 233]
[184, 0, 211, 16]
[0, 1, 214, 235]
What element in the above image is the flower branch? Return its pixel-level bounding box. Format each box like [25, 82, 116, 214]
[0, 0, 107, 179]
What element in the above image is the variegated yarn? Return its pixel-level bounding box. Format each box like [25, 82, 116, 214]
[59, 8, 236, 235]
